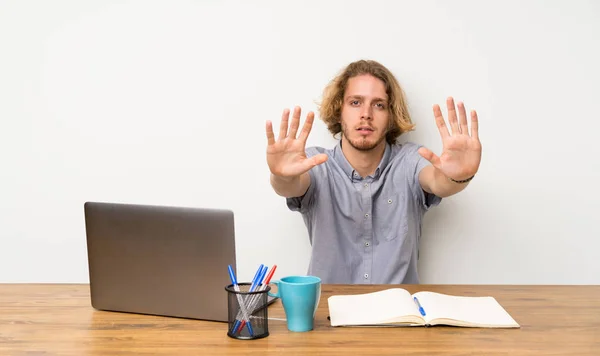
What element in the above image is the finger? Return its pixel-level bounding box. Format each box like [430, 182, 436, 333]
[470, 109, 479, 140]
[301, 153, 328, 172]
[297, 111, 315, 142]
[278, 108, 290, 141]
[457, 101, 468, 135]
[418, 147, 441, 169]
[433, 104, 450, 140]
[266, 120, 276, 145]
[446, 97, 460, 135]
[288, 106, 301, 139]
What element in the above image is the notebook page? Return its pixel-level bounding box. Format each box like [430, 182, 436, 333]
[412, 291, 519, 327]
[328, 288, 422, 326]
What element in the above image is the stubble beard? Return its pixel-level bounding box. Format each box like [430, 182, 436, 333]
[341, 121, 387, 152]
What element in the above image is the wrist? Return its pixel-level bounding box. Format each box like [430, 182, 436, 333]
[447, 175, 475, 184]
[271, 174, 300, 184]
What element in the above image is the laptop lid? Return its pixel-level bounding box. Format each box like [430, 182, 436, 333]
[84, 201, 236, 322]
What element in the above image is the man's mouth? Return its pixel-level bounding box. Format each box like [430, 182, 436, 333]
[357, 126, 374, 132]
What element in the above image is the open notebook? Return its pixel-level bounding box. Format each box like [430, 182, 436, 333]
[328, 288, 520, 328]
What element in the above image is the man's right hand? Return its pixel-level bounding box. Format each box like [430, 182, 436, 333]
[266, 106, 328, 180]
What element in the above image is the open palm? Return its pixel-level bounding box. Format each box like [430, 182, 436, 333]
[266, 107, 328, 178]
[418, 97, 482, 181]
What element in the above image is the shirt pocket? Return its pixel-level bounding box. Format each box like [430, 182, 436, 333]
[374, 192, 409, 242]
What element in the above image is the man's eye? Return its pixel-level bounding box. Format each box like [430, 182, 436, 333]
[375, 103, 386, 109]
[351, 100, 360, 106]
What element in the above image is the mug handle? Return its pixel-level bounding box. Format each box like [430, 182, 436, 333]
[267, 280, 280, 298]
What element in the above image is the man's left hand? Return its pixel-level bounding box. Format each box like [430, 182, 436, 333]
[418, 97, 482, 181]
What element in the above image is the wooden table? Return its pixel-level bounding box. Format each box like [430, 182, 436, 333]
[1, 284, 599, 355]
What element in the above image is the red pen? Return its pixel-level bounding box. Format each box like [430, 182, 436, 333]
[262, 265, 277, 286]
[235, 265, 277, 334]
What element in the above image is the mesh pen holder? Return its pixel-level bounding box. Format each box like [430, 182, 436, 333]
[225, 283, 271, 340]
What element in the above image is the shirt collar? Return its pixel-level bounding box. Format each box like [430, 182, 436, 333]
[333, 140, 392, 181]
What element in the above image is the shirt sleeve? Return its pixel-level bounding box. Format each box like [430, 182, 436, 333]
[409, 144, 442, 210]
[285, 148, 321, 214]
[285, 169, 316, 214]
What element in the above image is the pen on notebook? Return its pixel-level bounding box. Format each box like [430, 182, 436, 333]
[234, 264, 265, 335]
[228, 265, 254, 337]
[413, 296, 426, 317]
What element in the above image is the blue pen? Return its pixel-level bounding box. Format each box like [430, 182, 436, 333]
[249, 265, 268, 292]
[413, 297, 426, 317]
[228, 265, 254, 336]
[233, 264, 265, 335]
[234, 265, 270, 324]
[250, 264, 264, 288]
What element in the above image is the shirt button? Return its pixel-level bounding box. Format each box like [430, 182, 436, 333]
[365, 242, 370, 247]
[364, 213, 369, 218]
[388, 199, 393, 204]
[364, 273, 369, 279]
[364, 183, 368, 187]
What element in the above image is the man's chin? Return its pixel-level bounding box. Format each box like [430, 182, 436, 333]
[349, 138, 381, 151]
[341, 130, 387, 152]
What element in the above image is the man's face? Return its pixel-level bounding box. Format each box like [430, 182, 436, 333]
[340, 74, 390, 152]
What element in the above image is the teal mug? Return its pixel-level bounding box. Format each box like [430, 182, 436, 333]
[268, 275, 321, 332]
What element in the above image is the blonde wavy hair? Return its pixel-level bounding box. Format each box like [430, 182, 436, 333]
[319, 59, 415, 144]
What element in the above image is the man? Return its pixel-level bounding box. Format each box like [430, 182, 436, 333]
[265, 59, 482, 284]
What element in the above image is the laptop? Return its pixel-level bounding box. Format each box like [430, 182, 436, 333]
[84, 201, 244, 322]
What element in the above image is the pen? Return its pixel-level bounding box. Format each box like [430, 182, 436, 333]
[249, 265, 267, 292]
[261, 265, 277, 288]
[247, 264, 277, 313]
[235, 265, 277, 326]
[236, 265, 268, 333]
[413, 296, 426, 317]
[233, 264, 265, 335]
[228, 265, 254, 336]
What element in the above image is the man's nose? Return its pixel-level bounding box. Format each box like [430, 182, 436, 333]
[361, 105, 373, 120]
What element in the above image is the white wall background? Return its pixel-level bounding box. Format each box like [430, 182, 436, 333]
[1, 0, 599, 284]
